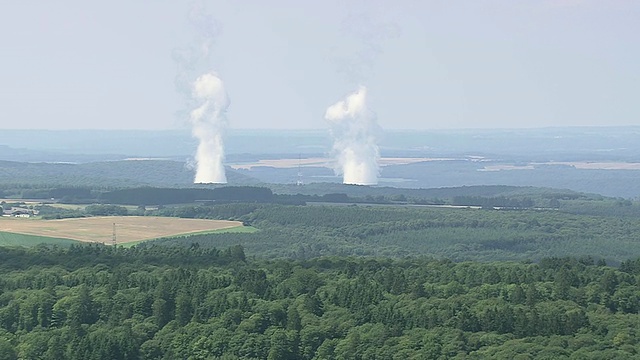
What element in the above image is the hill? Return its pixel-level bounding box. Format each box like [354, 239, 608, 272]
[0, 160, 260, 188]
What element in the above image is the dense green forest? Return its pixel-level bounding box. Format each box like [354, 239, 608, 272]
[1, 245, 640, 359]
[4, 182, 640, 358]
[143, 203, 640, 263]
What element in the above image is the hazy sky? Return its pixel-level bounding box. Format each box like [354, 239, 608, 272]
[0, 0, 638, 130]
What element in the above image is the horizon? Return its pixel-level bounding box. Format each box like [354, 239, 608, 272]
[3, 124, 640, 132]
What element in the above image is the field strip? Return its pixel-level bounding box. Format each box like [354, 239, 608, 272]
[0, 231, 79, 247]
[228, 157, 447, 170]
[121, 225, 259, 248]
[0, 216, 243, 244]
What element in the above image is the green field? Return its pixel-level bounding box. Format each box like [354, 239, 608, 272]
[0, 231, 79, 247]
[120, 225, 259, 248]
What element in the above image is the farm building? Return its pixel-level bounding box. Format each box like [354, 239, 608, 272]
[2, 207, 38, 218]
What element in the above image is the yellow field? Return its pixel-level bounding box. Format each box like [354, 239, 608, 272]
[0, 216, 243, 244]
[226, 157, 640, 171]
[229, 157, 449, 170]
[481, 161, 640, 172]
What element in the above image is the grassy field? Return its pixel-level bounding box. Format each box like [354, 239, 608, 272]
[0, 216, 244, 245]
[0, 231, 79, 247]
[121, 225, 259, 248]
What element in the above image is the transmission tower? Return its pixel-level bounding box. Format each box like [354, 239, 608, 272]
[112, 222, 117, 246]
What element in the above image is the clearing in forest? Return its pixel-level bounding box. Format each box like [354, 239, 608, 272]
[0, 216, 243, 244]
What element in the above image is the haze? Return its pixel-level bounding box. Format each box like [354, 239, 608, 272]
[0, 0, 638, 130]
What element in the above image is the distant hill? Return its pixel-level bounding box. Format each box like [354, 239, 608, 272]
[3, 127, 640, 162]
[376, 160, 640, 198]
[3, 127, 640, 197]
[272, 183, 589, 200]
[0, 160, 260, 188]
[0, 129, 331, 159]
[0, 145, 125, 163]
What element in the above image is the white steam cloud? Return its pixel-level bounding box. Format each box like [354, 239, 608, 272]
[325, 86, 380, 185]
[190, 73, 229, 184]
[174, 2, 230, 184]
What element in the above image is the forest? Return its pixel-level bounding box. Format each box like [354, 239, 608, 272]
[144, 203, 640, 263]
[3, 183, 640, 359]
[1, 245, 640, 359]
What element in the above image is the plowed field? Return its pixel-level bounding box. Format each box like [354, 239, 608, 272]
[0, 216, 243, 244]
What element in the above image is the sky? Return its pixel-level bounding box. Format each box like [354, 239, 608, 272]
[0, 0, 638, 130]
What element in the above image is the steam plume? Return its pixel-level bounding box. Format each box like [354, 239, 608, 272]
[174, 2, 229, 184]
[325, 86, 380, 185]
[190, 72, 229, 184]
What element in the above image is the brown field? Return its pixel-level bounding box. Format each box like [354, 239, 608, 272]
[481, 161, 640, 171]
[229, 157, 452, 170]
[228, 157, 640, 172]
[0, 216, 243, 244]
[542, 161, 640, 170]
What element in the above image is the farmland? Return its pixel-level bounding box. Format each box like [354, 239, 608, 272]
[0, 231, 79, 247]
[228, 156, 444, 170]
[0, 216, 243, 245]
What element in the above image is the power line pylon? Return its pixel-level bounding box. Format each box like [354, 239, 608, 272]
[112, 222, 117, 246]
